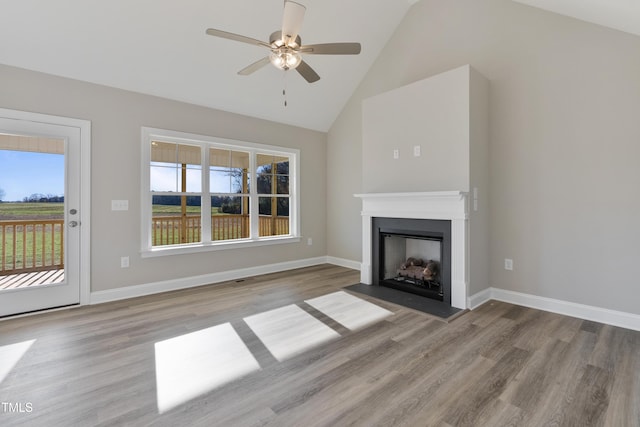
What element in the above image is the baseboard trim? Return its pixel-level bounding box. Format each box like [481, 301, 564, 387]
[467, 287, 492, 310]
[325, 256, 361, 271]
[90, 257, 328, 305]
[468, 287, 640, 332]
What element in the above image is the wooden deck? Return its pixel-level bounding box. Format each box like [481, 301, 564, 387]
[0, 268, 65, 290]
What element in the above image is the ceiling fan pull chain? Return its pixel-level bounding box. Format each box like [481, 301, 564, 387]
[283, 70, 288, 107]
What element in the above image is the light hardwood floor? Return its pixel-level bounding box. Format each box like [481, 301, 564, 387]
[0, 264, 639, 426]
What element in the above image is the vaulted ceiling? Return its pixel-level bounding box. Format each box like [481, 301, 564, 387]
[1, 1, 638, 132]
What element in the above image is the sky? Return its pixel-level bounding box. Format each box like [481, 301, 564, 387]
[0, 150, 65, 202]
[150, 163, 243, 194]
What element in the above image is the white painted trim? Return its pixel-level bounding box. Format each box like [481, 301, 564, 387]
[354, 191, 469, 221]
[354, 191, 469, 309]
[0, 108, 91, 308]
[140, 126, 301, 254]
[468, 287, 640, 332]
[90, 257, 327, 305]
[467, 287, 492, 310]
[141, 236, 301, 258]
[79, 119, 91, 305]
[325, 256, 361, 271]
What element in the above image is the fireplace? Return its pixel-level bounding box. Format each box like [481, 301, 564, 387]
[355, 191, 469, 310]
[373, 217, 451, 304]
[372, 218, 451, 305]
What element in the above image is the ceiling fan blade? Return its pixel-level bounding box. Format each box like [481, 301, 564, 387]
[282, 1, 306, 46]
[206, 28, 270, 48]
[300, 43, 362, 55]
[238, 57, 271, 76]
[296, 60, 320, 83]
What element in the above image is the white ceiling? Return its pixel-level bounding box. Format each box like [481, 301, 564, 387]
[1, 1, 638, 132]
[511, 0, 640, 37]
[0, 0, 412, 132]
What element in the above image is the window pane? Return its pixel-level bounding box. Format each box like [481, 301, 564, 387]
[150, 163, 178, 192]
[277, 197, 290, 217]
[258, 197, 290, 237]
[212, 196, 249, 241]
[256, 174, 272, 194]
[276, 175, 289, 195]
[276, 160, 289, 175]
[210, 148, 249, 194]
[185, 167, 202, 193]
[256, 154, 289, 173]
[151, 141, 202, 193]
[256, 153, 289, 197]
[151, 195, 202, 246]
[258, 196, 271, 216]
[210, 168, 248, 194]
[210, 148, 249, 169]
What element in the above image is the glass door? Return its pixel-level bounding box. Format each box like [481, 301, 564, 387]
[0, 114, 84, 317]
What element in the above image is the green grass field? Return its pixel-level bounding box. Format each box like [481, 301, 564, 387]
[0, 202, 64, 220]
[0, 202, 223, 219]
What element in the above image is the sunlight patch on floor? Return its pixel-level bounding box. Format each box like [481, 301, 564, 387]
[306, 291, 394, 330]
[244, 304, 341, 362]
[0, 339, 36, 384]
[154, 323, 260, 414]
[153, 292, 394, 412]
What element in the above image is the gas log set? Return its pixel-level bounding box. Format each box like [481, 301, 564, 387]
[394, 257, 441, 293]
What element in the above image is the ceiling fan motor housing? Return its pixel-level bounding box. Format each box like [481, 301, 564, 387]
[269, 31, 301, 48]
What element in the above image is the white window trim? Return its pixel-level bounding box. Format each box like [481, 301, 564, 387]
[140, 127, 300, 257]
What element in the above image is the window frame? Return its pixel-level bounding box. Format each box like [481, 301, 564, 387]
[141, 127, 300, 257]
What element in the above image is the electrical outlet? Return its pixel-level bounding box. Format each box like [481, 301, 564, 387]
[393, 149, 399, 159]
[413, 145, 421, 157]
[504, 258, 513, 271]
[307, 238, 313, 246]
[121, 256, 130, 268]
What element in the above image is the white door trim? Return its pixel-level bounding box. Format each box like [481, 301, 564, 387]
[0, 108, 91, 306]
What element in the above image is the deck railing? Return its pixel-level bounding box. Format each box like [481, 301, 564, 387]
[0, 219, 64, 274]
[152, 214, 289, 246]
[1, 215, 291, 275]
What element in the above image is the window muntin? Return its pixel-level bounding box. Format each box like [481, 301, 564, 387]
[142, 128, 299, 254]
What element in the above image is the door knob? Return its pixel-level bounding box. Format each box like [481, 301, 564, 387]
[68, 221, 79, 228]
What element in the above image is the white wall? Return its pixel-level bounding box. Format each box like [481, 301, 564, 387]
[1, 64, 327, 293]
[327, 0, 640, 315]
[362, 65, 470, 193]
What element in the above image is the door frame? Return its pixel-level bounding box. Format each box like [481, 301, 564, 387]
[0, 108, 91, 307]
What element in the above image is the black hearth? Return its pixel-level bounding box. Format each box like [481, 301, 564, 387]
[372, 217, 452, 305]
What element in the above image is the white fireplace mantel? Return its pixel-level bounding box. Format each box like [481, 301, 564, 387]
[354, 191, 469, 309]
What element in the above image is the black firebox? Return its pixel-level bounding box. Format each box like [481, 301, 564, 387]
[372, 217, 451, 305]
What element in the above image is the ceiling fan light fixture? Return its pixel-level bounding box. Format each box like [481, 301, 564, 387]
[205, 2, 361, 83]
[269, 49, 301, 70]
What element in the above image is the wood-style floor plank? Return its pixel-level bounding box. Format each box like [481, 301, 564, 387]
[1, 264, 639, 426]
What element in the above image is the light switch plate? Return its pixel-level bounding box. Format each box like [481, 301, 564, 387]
[111, 200, 129, 211]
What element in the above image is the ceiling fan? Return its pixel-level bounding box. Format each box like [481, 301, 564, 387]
[205, 0, 361, 83]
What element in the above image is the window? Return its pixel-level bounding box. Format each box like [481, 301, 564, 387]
[141, 128, 299, 255]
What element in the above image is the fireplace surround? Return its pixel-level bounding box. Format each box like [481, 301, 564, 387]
[355, 191, 469, 310]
